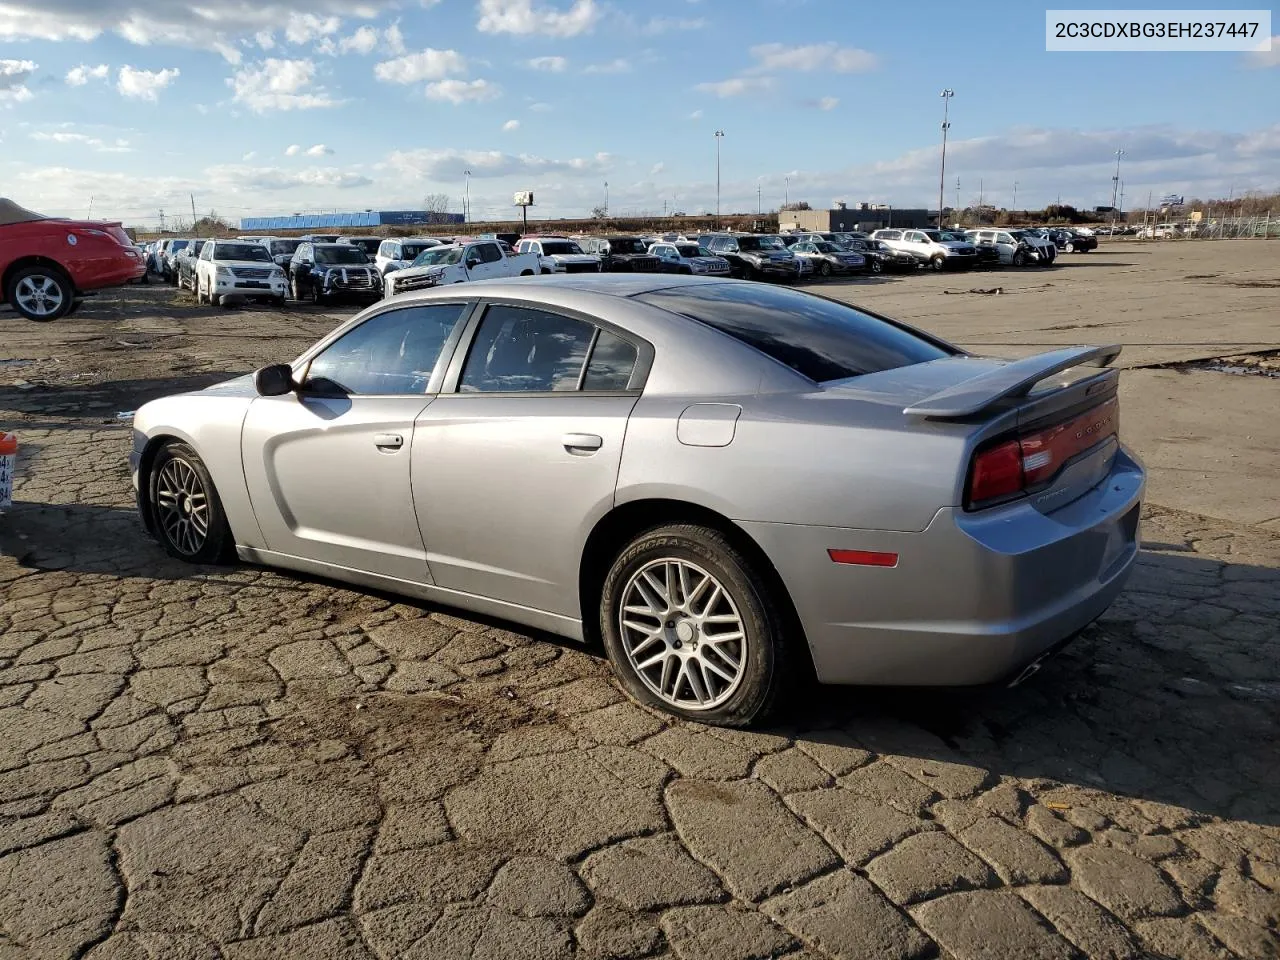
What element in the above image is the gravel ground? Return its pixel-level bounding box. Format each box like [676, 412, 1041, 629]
[1, 243, 1277, 959]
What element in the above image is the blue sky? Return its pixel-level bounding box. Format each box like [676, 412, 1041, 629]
[2, 0, 1277, 227]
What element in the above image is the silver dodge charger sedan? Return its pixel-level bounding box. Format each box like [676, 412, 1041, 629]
[130, 275, 1144, 727]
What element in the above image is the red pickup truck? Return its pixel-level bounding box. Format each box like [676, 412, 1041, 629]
[1, 198, 146, 321]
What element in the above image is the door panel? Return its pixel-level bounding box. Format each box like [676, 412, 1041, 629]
[411, 394, 637, 615]
[242, 395, 433, 582]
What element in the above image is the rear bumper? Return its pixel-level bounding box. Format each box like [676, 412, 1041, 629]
[740, 447, 1145, 686]
[72, 253, 147, 292]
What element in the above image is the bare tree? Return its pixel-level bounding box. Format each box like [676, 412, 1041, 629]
[422, 193, 451, 214]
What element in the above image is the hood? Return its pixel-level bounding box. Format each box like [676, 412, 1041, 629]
[221, 259, 280, 270]
[189, 373, 259, 399]
[546, 254, 598, 263]
[938, 240, 975, 251]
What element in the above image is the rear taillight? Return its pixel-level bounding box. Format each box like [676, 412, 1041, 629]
[966, 397, 1120, 510]
[969, 440, 1024, 504]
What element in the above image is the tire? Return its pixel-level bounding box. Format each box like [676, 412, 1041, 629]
[148, 441, 233, 564]
[1012, 250, 1027, 267]
[6, 265, 74, 322]
[930, 255, 946, 271]
[290, 277, 303, 302]
[541, 268, 553, 276]
[1065, 242, 1076, 253]
[273, 295, 287, 308]
[600, 523, 792, 727]
[869, 258, 882, 274]
[819, 261, 832, 277]
[520, 270, 535, 277]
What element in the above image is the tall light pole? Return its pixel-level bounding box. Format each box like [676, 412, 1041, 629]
[714, 129, 725, 219]
[784, 176, 790, 208]
[757, 180, 762, 214]
[937, 88, 954, 230]
[955, 177, 961, 224]
[1012, 180, 1018, 212]
[1110, 148, 1125, 228]
[603, 180, 609, 216]
[464, 169, 471, 224]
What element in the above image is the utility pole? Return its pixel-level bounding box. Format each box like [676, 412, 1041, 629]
[784, 176, 790, 208]
[979, 178, 984, 207]
[1110, 148, 1125, 229]
[190, 193, 198, 230]
[955, 177, 961, 227]
[464, 170, 471, 224]
[937, 88, 954, 230]
[757, 182, 762, 214]
[1012, 180, 1018, 211]
[714, 130, 725, 220]
[87, 196, 94, 219]
[158, 209, 166, 233]
[604, 180, 609, 217]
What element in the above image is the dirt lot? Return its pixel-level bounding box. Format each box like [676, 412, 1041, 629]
[1, 242, 1278, 959]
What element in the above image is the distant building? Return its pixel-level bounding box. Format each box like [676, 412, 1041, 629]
[781, 202, 932, 233]
[239, 210, 464, 231]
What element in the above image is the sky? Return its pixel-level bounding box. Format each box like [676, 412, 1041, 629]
[1, 0, 1278, 228]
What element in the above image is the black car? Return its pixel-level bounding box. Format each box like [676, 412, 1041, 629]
[579, 236, 660, 272]
[702, 234, 801, 281]
[265, 237, 302, 269]
[1047, 228, 1098, 253]
[289, 243, 382, 304]
[849, 238, 926, 273]
[174, 239, 207, 291]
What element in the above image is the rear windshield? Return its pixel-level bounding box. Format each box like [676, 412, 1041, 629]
[636, 283, 952, 382]
[541, 240, 583, 255]
[214, 243, 271, 261]
[269, 239, 301, 256]
[607, 238, 648, 254]
[401, 241, 438, 259]
[345, 237, 381, 254]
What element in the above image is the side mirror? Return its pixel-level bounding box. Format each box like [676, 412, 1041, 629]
[253, 364, 294, 397]
[466, 256, 481, 268]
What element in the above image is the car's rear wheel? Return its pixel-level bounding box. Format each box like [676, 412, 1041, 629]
[869, 258, 883, 274]
[149, 442, 233, 564]
[930, 255, 946, 271]
[1064, 242, 1076, 253]
[1012, 250, 1027, 267]
[600, 524, 790, 727]
[819, 261, 832, 277]
[7, 265, 74, 322]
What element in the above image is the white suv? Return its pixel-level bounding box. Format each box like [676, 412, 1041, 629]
[374, 237, 444, 277]
[871, 229, 978, 270]
[195, 239, 288, 307]
[515, 237, 602, 274]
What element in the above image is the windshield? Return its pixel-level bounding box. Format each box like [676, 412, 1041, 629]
[214, 242, 271, 262]
[401, 242, 438, 259]
[607, 238, 648, 254]
[636, 284, 952, 382]
[940, 232, 968, 242]
[345, 238, 380, 254]
[755, 236, 786, 250]
[169, 240, 189, 253]
[541, 241, 584, 256]
[269, 239, 301, 256]
[315, 246, 369, 265]
[675, 244, 703, 257]
[413, 246, 464, 267]
[815, 242, 839, 253]
[922, 231, 943, 242]
[187, 240, 206, 255]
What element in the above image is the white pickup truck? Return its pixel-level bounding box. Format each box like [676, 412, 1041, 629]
[384, 240, 540, 297]
[871, 228, 978, 271]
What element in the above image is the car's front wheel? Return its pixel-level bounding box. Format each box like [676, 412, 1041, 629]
[819, 261, 832, 277]
[930, 255, 946, 271]
[1064, 242, 1075, 253]
[7, 265, 74, 322]
[148, 441, 233, 564]
[600, 524, 791, 727]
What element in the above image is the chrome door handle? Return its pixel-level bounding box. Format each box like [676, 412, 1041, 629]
[373, 433, 404, 450]
[562, 432, 603, 452]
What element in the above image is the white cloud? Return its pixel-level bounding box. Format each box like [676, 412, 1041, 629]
[204, 163, 373, 190]
[816, 96, 838, 111]
[387, 146, 611, 180]
[284, 13, 340, 44]
[425, 78, 500, 104]
[641, 16, 705, 35]
[30, 130, 131, 152]
[688, 109, 703, 120]
[526, 56, 568, 72]
[374, 48, 467, 83]
[476, 0, 598, 37]
[0, 1, 400, 64]
[229, 58, 340, 112]
[66, 63, 109, 86]
[694, 76, 773, 98]
[0, 58, 36, 101]
[285, 144, 302, 156]
[1247, 36, 1280, 67]
[748, 42, 879, 73]
[650, 162, 664, 175]
[243, 150, 258, 160]
[503, 119, 520, 131]
[383, 23, 406, 56]
[583, 58, 630, 75]
[339, 25, 379, 55]
[529, 101, 552, 112]
[255, 31, 275, 50]
[306, 143, 333, 156]
[117, 65, 179, 100]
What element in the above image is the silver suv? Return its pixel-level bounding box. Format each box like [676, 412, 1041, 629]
[871, 229, 977, 271]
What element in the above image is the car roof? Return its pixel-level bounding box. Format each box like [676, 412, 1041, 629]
[427, 273, 730, 300]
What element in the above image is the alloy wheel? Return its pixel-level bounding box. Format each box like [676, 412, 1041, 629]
[618, 558, 747, 710]
[14, 274, 65, 318]
[154, 457, 211, 556]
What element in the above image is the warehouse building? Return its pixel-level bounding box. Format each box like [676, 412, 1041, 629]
[780, 202, 933, 233]
[239, 210, 464, 231]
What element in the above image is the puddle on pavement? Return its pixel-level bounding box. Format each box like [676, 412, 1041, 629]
[1169, 351, 1280, 378]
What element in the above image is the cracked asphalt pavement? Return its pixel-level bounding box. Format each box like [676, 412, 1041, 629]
[1, 243, 1278, 959]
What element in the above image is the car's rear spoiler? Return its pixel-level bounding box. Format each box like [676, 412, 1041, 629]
[904, 345, 1122, 418]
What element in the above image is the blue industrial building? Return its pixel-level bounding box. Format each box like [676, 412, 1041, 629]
[239, 210, 464, 231]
